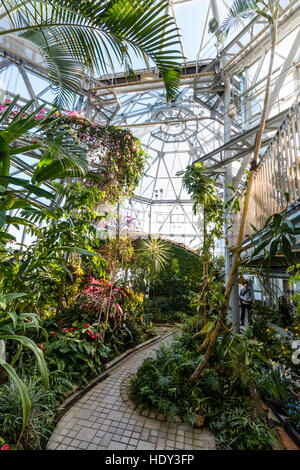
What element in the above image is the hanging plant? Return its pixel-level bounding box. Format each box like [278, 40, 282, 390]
[0, 100, 147, 204]
[41, 110, 147, 203]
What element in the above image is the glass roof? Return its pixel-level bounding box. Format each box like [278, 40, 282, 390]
[0, 0, 299, 250]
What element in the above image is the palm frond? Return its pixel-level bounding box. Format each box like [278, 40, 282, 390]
[0, 97, 89, 185]
[135, 236, 170, 273]
[0, 0, 183, 104]
[221, 0, 264, 35]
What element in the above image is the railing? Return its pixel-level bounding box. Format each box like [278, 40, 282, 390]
[231, 98, 300, 246]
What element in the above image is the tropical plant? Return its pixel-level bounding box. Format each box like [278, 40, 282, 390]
[77, 276, 132, 339]
[189, 0, 280, 381]
[255, 366, 290, 402]
[1, 0, 183, 106]
[0, 377, 54, 449]
[0, 293, 49, 445]
[135, 236, 170, 282]
[42, 322, 110, 387]
[246, 210, 299, 278]
[0, 96, 91, 243]
[0, 182, 105, 315]
[178, 162, 224, 257]
[209, 402, 274, 450]
[287, 265, 300, 320]
[39, 111, 147, 202]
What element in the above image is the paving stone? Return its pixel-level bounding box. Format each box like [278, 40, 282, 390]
[76, 427, 97, 442]
[47, 331, 216, 451]
[78, 441, 89, 450]
[136, 440, 156, 450]
[108, 410, 123, 421]
[88, 443, 99, 450]
[107, 441, 127, 450]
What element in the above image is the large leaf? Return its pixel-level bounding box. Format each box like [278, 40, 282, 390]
[52, 246, 100, 257]
[0, 292, 22, 310]
[0, 0, 183, 104]
[0, 357, 32, 433]
[0, 209, 5, 228]
[3, 335, 49, 389]
[0, 176, 55, 200]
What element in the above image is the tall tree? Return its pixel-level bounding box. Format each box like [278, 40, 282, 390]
[190, 0, 279, 381]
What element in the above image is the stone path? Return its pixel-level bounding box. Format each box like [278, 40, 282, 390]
[47, 329, 216, 450]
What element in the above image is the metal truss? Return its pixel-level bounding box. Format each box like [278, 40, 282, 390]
[0, 0, 299, 250]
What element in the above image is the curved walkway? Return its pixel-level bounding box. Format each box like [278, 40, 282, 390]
[47, 329, 216, 450]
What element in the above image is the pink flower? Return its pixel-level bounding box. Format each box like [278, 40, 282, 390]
[1, 444, 10, 450]
[38, 344, 44, 349]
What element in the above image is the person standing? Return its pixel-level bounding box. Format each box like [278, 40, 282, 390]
[239, 281, 252, 327]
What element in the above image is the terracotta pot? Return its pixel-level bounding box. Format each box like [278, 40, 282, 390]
[194, 414, 205, 428]
[190, 408, 205, 427]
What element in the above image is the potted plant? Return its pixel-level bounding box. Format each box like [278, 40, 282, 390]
[189, 397, 208, 428]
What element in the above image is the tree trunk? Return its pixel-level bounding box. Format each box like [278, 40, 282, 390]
[57, 253, 69, 315]
[189, 21, 277, 382]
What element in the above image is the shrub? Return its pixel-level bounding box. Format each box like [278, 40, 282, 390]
[0, 378, 55, 450]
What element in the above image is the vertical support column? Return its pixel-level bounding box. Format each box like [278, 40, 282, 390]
[149, 203, 152, 235]
[223, 76, 240, 332]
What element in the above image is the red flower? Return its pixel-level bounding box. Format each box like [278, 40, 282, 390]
[51, 332, 56, 337]
[91, 334, 96, 339]
[69, 327, 75, 331]
[1, 444, 10, 450]
[38, 344, 44, 349]
[83, 323, 90, 328]
[96, 333, 102, 339]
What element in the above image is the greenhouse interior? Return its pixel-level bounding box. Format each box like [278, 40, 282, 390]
[0, 0, 300, 453]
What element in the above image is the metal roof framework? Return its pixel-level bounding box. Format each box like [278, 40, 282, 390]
[0, 0, 299, 249]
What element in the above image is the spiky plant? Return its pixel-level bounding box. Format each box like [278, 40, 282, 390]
[135, 236, 170, 277]
[0, 0, 184, 107]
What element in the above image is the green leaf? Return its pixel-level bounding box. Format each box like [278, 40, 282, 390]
[0, 209, 5, 228]
[0, 295, 6, 309]
[4, 292, 27, 304]
[0, 357, 31, 433]
[0, 176, 55, 200]
[2, 0, 183, 105]
[52, 246, 100, 257]
[3, 335, 49, 389]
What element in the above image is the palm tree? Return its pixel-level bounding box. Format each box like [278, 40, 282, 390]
[135, 236, 170, 276]
[0, 0, 183, 107]
[0, 95, 92, 234]
[135, 236, 170, 296]
[189, 0, 279, 381]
